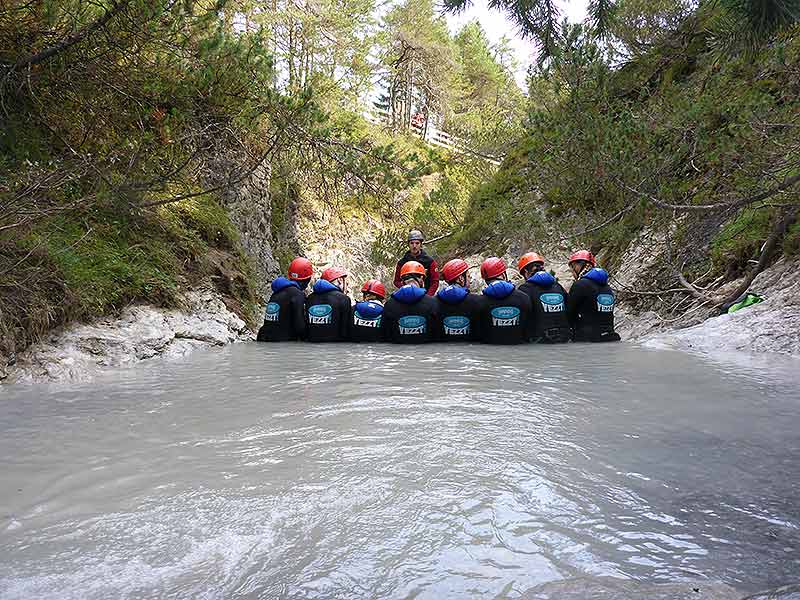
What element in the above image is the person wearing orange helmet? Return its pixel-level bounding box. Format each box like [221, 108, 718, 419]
[350, 279, 387, 343]
[257, 257, 313, 342]
[517, 252, 546, 280]
[477, 257, 533, 344]
[436, 258, 481, 341]
[566, 250, 621, 342]
[393, 229, 440, 296]
[305, 266, 352, 342]
[383, 260, 440, 343]
[517, 253, 571, 343]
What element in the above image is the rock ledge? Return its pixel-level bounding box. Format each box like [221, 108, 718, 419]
[2, 286, 252, 384]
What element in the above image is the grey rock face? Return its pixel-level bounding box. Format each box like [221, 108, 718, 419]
[629, 259, 800, 357]
[4, 286, 252, 384]
[205, 155, 281, 296]
[521, 577, 741, 600]
[742, 584, 800, 600]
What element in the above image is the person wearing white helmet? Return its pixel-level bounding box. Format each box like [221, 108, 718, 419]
[393, 229, 440, 297]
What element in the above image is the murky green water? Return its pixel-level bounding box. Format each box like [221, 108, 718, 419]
[1, 344, 799, 599]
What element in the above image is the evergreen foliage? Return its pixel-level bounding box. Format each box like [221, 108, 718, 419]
[454, 3, 800, 287]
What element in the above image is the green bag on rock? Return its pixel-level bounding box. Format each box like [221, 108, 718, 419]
[726, 293, 764, 314]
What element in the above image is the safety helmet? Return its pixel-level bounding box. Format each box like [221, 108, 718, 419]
[441, 258, 469, 283]
[361, 279, 386, 299]
[321, 266, 348, 282]
[288, 257, 313, 281]
[407, 229, 424, 242]
[400, 260, 426, 279]
[480, 257, 507, 280]
[568, 250, 596, 266]
[518, 252, 546, 273]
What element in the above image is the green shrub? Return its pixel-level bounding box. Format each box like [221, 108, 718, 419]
[710, 208, 774, 277]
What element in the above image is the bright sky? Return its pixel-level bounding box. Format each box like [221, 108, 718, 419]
[444, 0, 590, 87]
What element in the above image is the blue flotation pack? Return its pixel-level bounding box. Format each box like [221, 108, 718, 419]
[392, 285, 427, 304]
[482, 280, 515, 299]
[312, 279, 340, 294]
[437, 285, 469, 304]
[271, 276, 300, 293]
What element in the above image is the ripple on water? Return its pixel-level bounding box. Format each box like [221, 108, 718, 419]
[1, 343, 799, 599]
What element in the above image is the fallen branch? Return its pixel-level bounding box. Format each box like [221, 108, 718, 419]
[677, 269, 714, 302]
[715, 206, 799, 308]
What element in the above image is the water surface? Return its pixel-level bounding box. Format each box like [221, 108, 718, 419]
[1, 343, 799, 599]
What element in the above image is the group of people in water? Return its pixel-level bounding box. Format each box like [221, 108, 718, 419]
[256, 230, 621, 345]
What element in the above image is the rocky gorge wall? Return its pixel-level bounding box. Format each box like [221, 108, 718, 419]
[1, 151, 298, 384]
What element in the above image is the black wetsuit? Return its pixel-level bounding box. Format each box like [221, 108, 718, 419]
[567, 268, 621, 342]
[305, 280, 352, 342]
[478, 281, 533, 345]
[436, 285, 481, 342]
[393, 250, 440, 296]
[518, 271, 571, 343]
[382, 285, 440, 343]
[256, 277, 307, 342]
[350, 300, 385, 343]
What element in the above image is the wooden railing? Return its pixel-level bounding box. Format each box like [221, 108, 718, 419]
[364, 107, 502, 166]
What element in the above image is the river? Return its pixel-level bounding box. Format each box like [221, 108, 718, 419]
[1, 343, 799, 599]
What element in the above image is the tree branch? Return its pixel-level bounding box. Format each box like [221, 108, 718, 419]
[5, 1, 133, 75]
[616, 172, 800, 213]
[716, 206, 799, 308]
[137, 131, 284, 209]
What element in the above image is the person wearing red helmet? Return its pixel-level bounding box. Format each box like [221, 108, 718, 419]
[257, 257, 313, 342]
[477, 257, 533, 344]
[305, 266, 352, 342]
[567, 250, 596, 280]
[383, 260, 440, 343]
[517, 252, 571, 343]
[566, 251, 621, 342]
[393, 229, 440, 297]
[350, 279, 387, 343]
[436, 258, 481, 341]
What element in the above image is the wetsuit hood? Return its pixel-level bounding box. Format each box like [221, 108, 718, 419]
[312, 279, 340, 294]
[528, 271, 556, 287]
[272, 276, 300, 293]
[392, 284, 427, 304]
[482, 280, 515, 299]
[437, 285, 469, 304]
[582, 268, 609, 285]
[355, 300, 384, 318]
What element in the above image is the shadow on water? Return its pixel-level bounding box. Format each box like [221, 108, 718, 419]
[1, 342, 799, 599]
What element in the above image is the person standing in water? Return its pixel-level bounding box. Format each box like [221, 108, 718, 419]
[350, 279, 386, 343]
[517, 252, 571, 343]
[566, 250, 621, 342]
[477, 257, 533, 345]
[436, 258, 481, 341]
[383, 261, 440, 343]
[393, 230, 440, 296]
[305, 267, 352, 342]
[256, 257, 312, 342]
